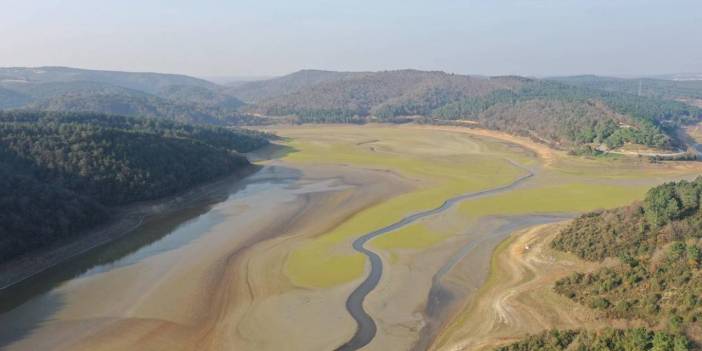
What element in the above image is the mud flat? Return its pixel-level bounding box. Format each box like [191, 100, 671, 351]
[0, 163, 412, 351]
[5, 124, 702, 351]
[428, 223, 639, 351]
[0, 166, 260, 290]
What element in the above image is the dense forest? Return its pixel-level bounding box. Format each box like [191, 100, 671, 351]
[247, 70, 524, 118]
[0, 111, 269, 263]
[226, 69, 364, 103]
[433, 80, 701, 149]
[3, 67, 701, 151]
[241, 70, 701, 150]
[496, 328, 690, 351]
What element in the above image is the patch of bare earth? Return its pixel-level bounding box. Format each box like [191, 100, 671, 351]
[431, 223, 641, 351]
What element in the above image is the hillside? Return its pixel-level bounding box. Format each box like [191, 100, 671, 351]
[0, 111, 269, 263]
[246, 70, 524, 118]
[551, 75, 702, 108]
[546, 178, 702, 341]
[241, 70, 701, 150]
[27, 92, 235, 125]
[227, 69, 364, 103]
[2, 67, 700, 151]
[496, 329, 689, 351]
[496, 179, 702, 350]
[0, 66, 217, 94]
[0, 67, 260, 125]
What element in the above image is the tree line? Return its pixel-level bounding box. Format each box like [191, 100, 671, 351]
[0, 111, 270, 263]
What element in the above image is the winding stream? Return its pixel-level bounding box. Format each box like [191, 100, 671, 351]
[335, 160, 535, 351]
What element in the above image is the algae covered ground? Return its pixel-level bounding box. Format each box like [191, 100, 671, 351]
[270, 124, 701, 289]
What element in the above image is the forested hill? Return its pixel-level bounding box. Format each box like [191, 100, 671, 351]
[550, 75, 702, 108]
[3, 67, 701, 152]
[0, 66, 217, 94]
[245, 70, 525, 119]
[498, 179, 702, 350]
[227, 69, 365, 103]
[0, 67, 262, 125]
[0, 111, 270, 263]
[239, 70, 701, 151]
[537, 178, 702, 346]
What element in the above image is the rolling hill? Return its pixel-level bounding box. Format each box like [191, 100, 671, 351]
[550, 75, 702, 108]
[233, 70, 701, 151]
[0, 67, 259, 125]
[2, 67, 701, 152]
[227, 69, 364, 103]
[0, 66, 217, 94]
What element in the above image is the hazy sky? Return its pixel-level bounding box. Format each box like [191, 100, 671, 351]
[1, 0, 701, 78]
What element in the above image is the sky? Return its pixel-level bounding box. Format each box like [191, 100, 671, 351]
[1, 0, 701, 78]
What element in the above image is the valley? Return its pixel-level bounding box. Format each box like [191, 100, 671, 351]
[3, 124, 701, 350]
[3, 2, 702, 350]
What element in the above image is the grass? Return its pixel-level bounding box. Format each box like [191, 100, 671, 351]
[269, 124, 702, 289]
[372, 223, 448, 250]
[278, 126, 529, 288]
[459, 182, 650, 218]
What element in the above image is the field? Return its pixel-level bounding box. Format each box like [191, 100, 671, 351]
[266, 124, 702, 350]
[276, 125, 531, 288]
[272, 125, 699, 288]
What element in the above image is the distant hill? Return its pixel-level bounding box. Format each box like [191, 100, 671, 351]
[2, 67, 701, 151]
[0, 87, 31, 109]
[0, 66, 217, 94]
[247, 70, 525, 118]
[0, 67, 262, 125]
[157, 84, 245, 109]
[550, 75, 702, 108]
[227, 69, 365, 103]
[650, 73, 702, 81]
[239, 70, 701, 150]
[0, 110, 270, 263]
[26, 92, 231, 125]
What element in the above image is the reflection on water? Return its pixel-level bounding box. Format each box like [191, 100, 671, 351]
[0, 166, 308, 347]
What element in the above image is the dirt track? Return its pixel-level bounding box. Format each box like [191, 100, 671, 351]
[432, 223, 611, 351]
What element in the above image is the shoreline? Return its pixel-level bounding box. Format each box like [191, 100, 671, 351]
[429, 222, 610, 351]
[0, 164, 261, 290]
[337, 159, 536, 350]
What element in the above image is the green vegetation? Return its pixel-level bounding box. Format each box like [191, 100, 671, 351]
[555, 242, 702, 330]
[371, 223, 448, 250]
[0, 110, 269, 263]
[496, 328, 690, 351]
[459, 182, 648, 218]
[226, 69, 360, 103]
[3, 68, 700, 152]
[248, 70, 524, 119]
[552, 177, 702, 261]
[242, 70, 700, 151]
[549, 178, 702, 340]
[280, 126, 528, 288]
[433, 80, 699, 149]
[0, 66, 268, 125]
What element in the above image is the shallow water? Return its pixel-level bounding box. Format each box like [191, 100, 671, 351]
[0, 165, 352, 349]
